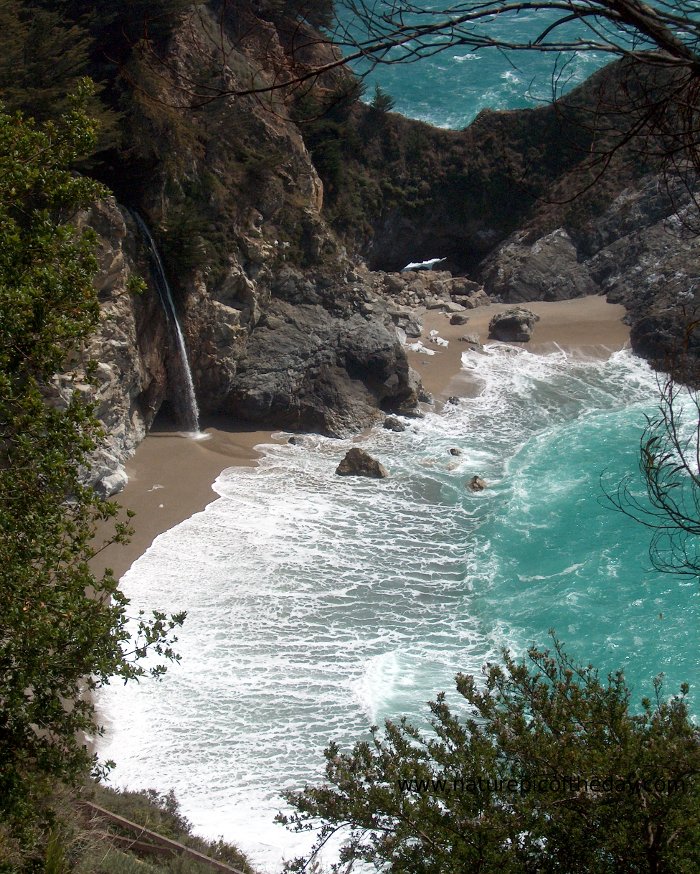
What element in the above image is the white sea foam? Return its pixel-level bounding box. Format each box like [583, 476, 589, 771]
[96, 345, 698, 873]
[99, 419, 493, 870]
[407, 340, 436, 355]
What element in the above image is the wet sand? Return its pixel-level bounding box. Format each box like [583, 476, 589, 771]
[91, 419, 284, 580]
[95, 296, 629, 581]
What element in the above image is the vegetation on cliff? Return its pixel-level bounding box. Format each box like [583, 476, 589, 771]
[281, 639, 700, 873]
[0, 85, 187, 868]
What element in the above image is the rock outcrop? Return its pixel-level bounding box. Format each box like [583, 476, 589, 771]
[384, 416, 406, 432]
[52, 199, 169, 494]
[73, 3, 424, 482]
[70, 5, 700, 486]
[313, 57, 698, 374]
[481, 174, 700, 370]
[375, 270, 489, 312]
[336, 447, 389, 478]
[488, 308, 540, 342]
[481, 228, 598, 302]
[225, 292, 419, 436]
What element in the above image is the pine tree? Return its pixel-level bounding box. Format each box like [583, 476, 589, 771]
[0, 0, 119, 148]
[281, 639, 700, 873]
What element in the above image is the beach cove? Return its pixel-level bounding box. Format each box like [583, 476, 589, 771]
[95, 295, 631, 579]
[94, 294, 700, 872]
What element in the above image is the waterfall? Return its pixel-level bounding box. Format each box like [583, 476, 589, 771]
[132, 213, 200, 434]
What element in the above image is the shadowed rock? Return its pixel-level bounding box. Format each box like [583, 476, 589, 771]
[488, 307, 540, 342]
[383, 416, 406, 432]
[459, 334, 482, 347]
[336, 447, 389, 478]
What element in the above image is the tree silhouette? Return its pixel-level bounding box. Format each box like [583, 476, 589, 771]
[605, 308, 700, 578]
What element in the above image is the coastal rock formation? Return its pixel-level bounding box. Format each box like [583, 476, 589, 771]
[64, 2, 700, 484]
[481, 174, 700, 370]
[384, 416, 406, 432]
[309, 56, 698, 373]
[488, 308, 540, 342]
[460, 334, 483, 347]
[481, 227, 598, 302]
[582, 179, 700, 373]
[70, 2, 425, 481]
[226, 294, 419, 436]
[468, 476, 487, 491]
[52, 199, 169, 494]
[336, 447, 389, 478]
[375, 270, 489, 312]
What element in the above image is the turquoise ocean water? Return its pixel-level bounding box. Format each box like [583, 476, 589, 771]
[98, 18, 699, 873]
[338, 1, 610, 127]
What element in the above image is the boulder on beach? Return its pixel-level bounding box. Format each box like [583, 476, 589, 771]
[449, 312, 470, 326]
[459, 333, 482, 347]
[488, 307, 540, 342]
[336, 447, 389, 478]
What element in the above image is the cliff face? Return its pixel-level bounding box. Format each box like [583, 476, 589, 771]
[480, 175, 700, 374]
[307, 61, 698, 373]
[51, 200, 169, 495]
[78, 3, 698, 490]
[79, 1, 422, 491]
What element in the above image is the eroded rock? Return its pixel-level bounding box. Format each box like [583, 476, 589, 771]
[336, 447, 389, 478]
[383, 416, 406, 432]
[460, 334, 482, 346]
[481, 227, 597, 302]
[488, 307, 540, 342]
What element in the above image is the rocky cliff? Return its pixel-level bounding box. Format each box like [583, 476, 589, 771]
[79, 2, 425, 491]
[75, 2, 698, 492]
[480, 174, 700, 376]
[303, 60, 698, 374]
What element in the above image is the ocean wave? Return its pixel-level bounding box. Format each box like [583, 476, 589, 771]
[97, 345, 700, 873]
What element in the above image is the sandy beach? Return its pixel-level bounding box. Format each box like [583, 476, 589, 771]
[95, 295, 629, 581]
[406, 295, 630, 401]
[91, 419, 284, 581]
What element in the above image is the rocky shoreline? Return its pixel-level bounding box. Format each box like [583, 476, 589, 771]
[92, 294, 630, 582]
[65, 3, 697, 502]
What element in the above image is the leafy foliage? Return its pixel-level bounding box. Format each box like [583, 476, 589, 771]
[0, 85, 185, 858]
[280, 638, 700, 873]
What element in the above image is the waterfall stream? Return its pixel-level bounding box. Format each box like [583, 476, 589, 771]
[133, 213, 200, 434]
